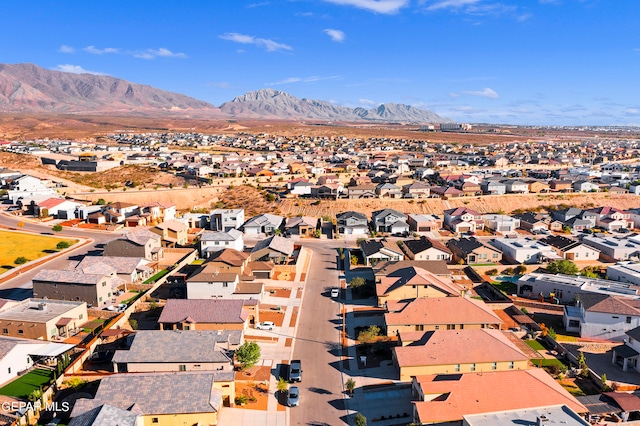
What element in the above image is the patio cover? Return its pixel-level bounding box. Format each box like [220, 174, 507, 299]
[604, 392, 640, 412]
[615, 344, 640, 358]
[29, 343, 75, 357]
[577, 394, 619, 415]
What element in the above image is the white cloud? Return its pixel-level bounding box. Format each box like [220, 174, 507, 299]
[323, 0, 409, 14]
[359, 98, 378, 106]
[219, 33, 292, 52]
[54, 64, 106, 75]
[266, 75, 341, 85]
[459, 87, 499, 99]
[625, 108, 640, 116]
[324, 29, 346, 42]
[247, 2, 270, 7]
[59, 45, 75, 54]
[425, 0, 480, 11]
[133, 48, 187, 59]
[83, 45, 120, 55]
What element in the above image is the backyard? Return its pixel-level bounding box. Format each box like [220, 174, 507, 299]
[0, 368, 54, 399]
[0, 230, 77, 274]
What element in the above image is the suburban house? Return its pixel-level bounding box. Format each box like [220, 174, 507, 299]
[446, 237, 502, 264]
[200, 229, 244, 258]
[410, 369, 587, 425]
[103, 201, 139, 224]
[32, 269, 122, 308]
[443, 207, 484, 233]
[376, 266, 464, 307]
[249, 235, 295, 264]
[137, 201, 176, 224]
[150, 219, 188, 247]
[401, 237, 452, 261]
[210, 209, 245, 232]
[517, 272, 640, 304]
[376, 183, 402, 198]
[384, 297, 502, 336]
[70, 372, 236, 424]
[563, 293, 640, 341]
[33, 197, 83, 219]
[347, 184, 377, 199]
[480, 180, 506, 195]
[112, 330, 235, 373]
[402, 182, 431, 199]
[582, 235, 640, 261]
[590, 206, 633, 231]
[393, 329, 529, 381]
[0, 336, 74, 385]
[158, 299, 254, 331]
[202, 249, 250, 276]
[407, 214, 442, 233]
[373, 260, 451, 281]
[550, 180, 573, 192]
[186, 263, 263, 301]
[284, 216, 319, 237]
[540, 235, 600, 261]
[242, 213, 284, 235]
[336, 211, 369, 236]
[504, 180, 529, 194]
[7, 174, 57, 203]
[0, 298, 87, 341]
[371, 209, 409, 235]
[103, 229, 164, 261]
[490, 237, 561, 264]
[613, 326, 640, 373]
[482, 214, 520, 233]
[360, 239, 405, 267]
[72, 255, 154, 284]
[608, 262, 640, 286]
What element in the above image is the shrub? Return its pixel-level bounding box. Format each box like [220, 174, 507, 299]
[235, 395, 248, 406]
[129, 319, 138, 330]
[236, 342, 261, 369]
[56, 241, 71, 250]
[486, 268, 499, 276]
[348, 277, 366, 288]
[14, 256, 28, 265]
[52, 224, 63, 232]
[354, 413, 367, 426]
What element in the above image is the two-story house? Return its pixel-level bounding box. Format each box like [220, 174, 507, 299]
[200, 229, 244, 257]
[150, 219, 188, 247]
[443, 207, 484, 234]
[210, 209, 245, 231]
[242, 213, 284, 235]
[406, 214, 442, 233]
[336, 211, 369, 236]
[564, 293, 640, 341]
[103, 229, 164, 261]
[371, 209, 409, 235]
[401, 237, 452, 261]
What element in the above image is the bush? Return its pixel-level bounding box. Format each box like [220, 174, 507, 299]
[52, 224, 63, 232]
[486, 268, 498, 276]
[236, 342, 261, 369]
[348, 277, 366, 288]
[354, 413, 367, 426]
[56, 241, 71, 250]
[129, 319, 138, 330]
[547, 260, 578, 275]
[14, 256, 28, 265]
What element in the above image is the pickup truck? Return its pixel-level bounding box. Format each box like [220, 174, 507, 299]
[290, 359, 302, 382]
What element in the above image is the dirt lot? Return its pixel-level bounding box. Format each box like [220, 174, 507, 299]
[258, 310, 286, 326]
[265, 287, 292, 298]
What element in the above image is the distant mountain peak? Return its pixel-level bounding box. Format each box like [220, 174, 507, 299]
[221, 89, 450, 124]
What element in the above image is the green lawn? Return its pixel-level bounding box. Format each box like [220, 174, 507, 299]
[143, 269, 169, 284]
[0, 230, 77, 274]
[531, 358, 567, 372]
[490, 280, 517, 295]
[0, 368, 54, 399]
[524, 339, 545, 351]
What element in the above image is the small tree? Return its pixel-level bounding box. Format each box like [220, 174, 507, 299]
[14, 256, 28, 265]
[345, 378, 356, 395]
[357, 325, 380, 345]
[277, 376, 289, 395]
[236, 341, 261, 370]
[514, 265, 527, 275]
[354, 412, 367, 426]
[56, 241, 71, 250]
[96, 198, 106, 205]
[52, 224, 63, 232]
[350, 255, 358, 266]
[348, 277, 366, 289]
[547, 259, 578, 275]
[129, 319, 138, 330]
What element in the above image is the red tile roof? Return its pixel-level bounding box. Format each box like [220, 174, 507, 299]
[384, 297, 502, 327]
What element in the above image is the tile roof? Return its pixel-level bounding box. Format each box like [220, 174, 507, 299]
[447, 237, 499, 255]
[68, 403, 139, 426]
[444, 207, 481, 217]
[413, 369, 587, 423]
[579, 293, 640, 316]
[71, 372, 234, 417]
[158, 299, 246, 324]
[112, 330, 232, 364]
[384, 297, 502, 326]
[373, 260, 450, 277]
[336, 211, 367, 220]
[37, 197, 66, 209]
[76, 256, 150, 275]
[121, 229, 161, 246]
[403, 237, 452, 256]
[205, 249, 249, 267]
[32, 269, 109, 285]
[243, 213, 284, 228]
[285, 216, 318, 228]
[201, 229, 243, 242]
[377, 266, 463, 297]
[394, 329, 528, 367]
[360, 239, 403, 257]
[251, 235, 294, 256]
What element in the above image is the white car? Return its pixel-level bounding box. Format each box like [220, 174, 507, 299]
[331, 288, 340, 298]
[256, 321, 275, 331]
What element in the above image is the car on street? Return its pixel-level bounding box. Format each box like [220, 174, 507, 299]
[287, 386, 300, 407]
[331, 288, 340, 298]
[290, 359, 302, 382]
[255, 321, 275, 330]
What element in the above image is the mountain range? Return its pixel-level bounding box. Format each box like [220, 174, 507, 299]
[0, 63, 450, 123]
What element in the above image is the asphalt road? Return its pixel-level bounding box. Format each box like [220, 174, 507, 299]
[0, 211, 116, 300]
[290, 241, 347, 426]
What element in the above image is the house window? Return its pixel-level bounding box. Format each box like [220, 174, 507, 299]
[415, 325, 424, 331]
[179, 365, 186, 371]
[1, 329, 7, 334]
[509, 361, 515, 369]
[18, 330, 23, 335]
[102, 282, 106, 287]
[223, 282, 228, 288]
[470, 363, 476, 372]
[7, 368, 10, 374]
[99, 297, 103, 302]
[492, 362, 497, 370]
[434, 325, 440, 330]
[612, 316, 619, 319]
[152, 418, 159, 424]
[183, 325, 190, 330]
[79, 314, 83, 320]
[627, 317, 632, 324]
[447, 324, 455, 330]
[454, 364, 460, 372]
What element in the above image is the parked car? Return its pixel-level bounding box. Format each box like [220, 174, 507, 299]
[256, 321, 275, 331]
[290, 359, 302, 382]
[331, 288, 340, 298]
[287, 386, 300, 407]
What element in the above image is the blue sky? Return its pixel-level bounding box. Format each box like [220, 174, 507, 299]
[2, 0, 639, 125]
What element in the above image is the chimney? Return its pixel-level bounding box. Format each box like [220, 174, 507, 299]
[536, 415, 549, 426]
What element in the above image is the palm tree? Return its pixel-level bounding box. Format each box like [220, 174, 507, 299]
[277, 376, 289, 395]
[345, 378, 356, 395]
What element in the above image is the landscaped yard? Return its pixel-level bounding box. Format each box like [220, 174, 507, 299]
[0, 230, 77, 274]
[524, 339, 545, 351]
[143, 269, 169, 284]
[0, 368, 54, 399]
